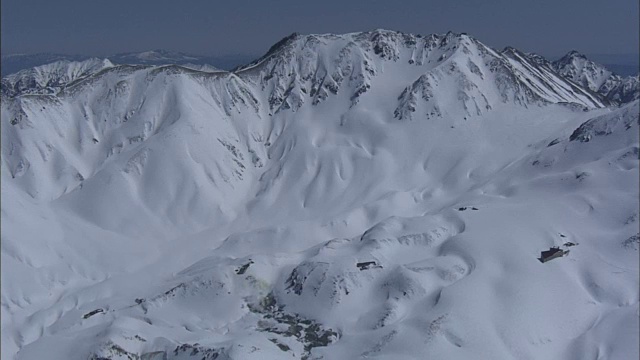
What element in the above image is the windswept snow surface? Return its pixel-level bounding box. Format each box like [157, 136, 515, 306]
[2, 30, 638, 360]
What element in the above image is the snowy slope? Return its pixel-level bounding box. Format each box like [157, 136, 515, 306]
[553, 51, 639, 104]
[1, 30, 638, 360]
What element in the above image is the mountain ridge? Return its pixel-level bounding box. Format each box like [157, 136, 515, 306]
[3, 30, 612, 108]
[3, 31, 637, 105]
[1, 51, 255, 76]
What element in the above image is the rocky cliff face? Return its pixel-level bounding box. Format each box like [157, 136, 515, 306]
[553, 50, 639, 104]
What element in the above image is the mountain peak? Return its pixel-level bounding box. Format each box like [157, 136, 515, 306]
[236, 29, 476, 73]
[551, 50, 639, 102]
[565, 50, 587, 58]
[260, 32, 302, 57]
[229, 29, 608, 116]
[553, 51, 615, 90]
[557, 50, 589, 65]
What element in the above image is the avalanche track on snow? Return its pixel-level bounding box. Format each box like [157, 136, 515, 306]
[1, 30, 638, 360]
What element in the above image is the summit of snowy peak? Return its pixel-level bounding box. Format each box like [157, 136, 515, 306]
[233, 30, 606, 116]
[552, 50, 639, 103]
[260, 32, 302, 58]
[555, 51, 610, 80]
[232, 32, 302, 71]
[233, 30, 486, 113]
[554, 50, 608, 79]
[561, 50, 588, 60]
[236, 30, 473, 71]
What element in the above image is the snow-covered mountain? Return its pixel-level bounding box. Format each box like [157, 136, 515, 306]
[236, 31, 607, 113]
[2, 30, 638, 360]
[0, 60, 226, 98]
[553, 50, 639, 103]
[1, 58, 115, 97]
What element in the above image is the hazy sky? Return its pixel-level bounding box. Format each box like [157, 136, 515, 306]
[2, 0, 638, 58]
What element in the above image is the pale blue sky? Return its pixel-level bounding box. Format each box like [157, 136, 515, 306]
[2, 0, 638, 57]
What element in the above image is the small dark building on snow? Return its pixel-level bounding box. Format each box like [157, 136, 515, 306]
[539, 247, 569, 263]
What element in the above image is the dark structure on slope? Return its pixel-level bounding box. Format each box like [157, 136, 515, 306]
[538, 247, 569, 263]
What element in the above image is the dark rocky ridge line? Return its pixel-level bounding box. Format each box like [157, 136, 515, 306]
[3, 31, 637, 106]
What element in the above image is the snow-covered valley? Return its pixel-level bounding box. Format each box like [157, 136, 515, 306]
[2, 30, 638, 360]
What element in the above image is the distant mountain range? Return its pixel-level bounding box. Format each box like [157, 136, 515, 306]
[0, 50, 255, 76]
[586, 53, 639, 76]
[3, 43, 637, 105]
[3, 48, 638, 76]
